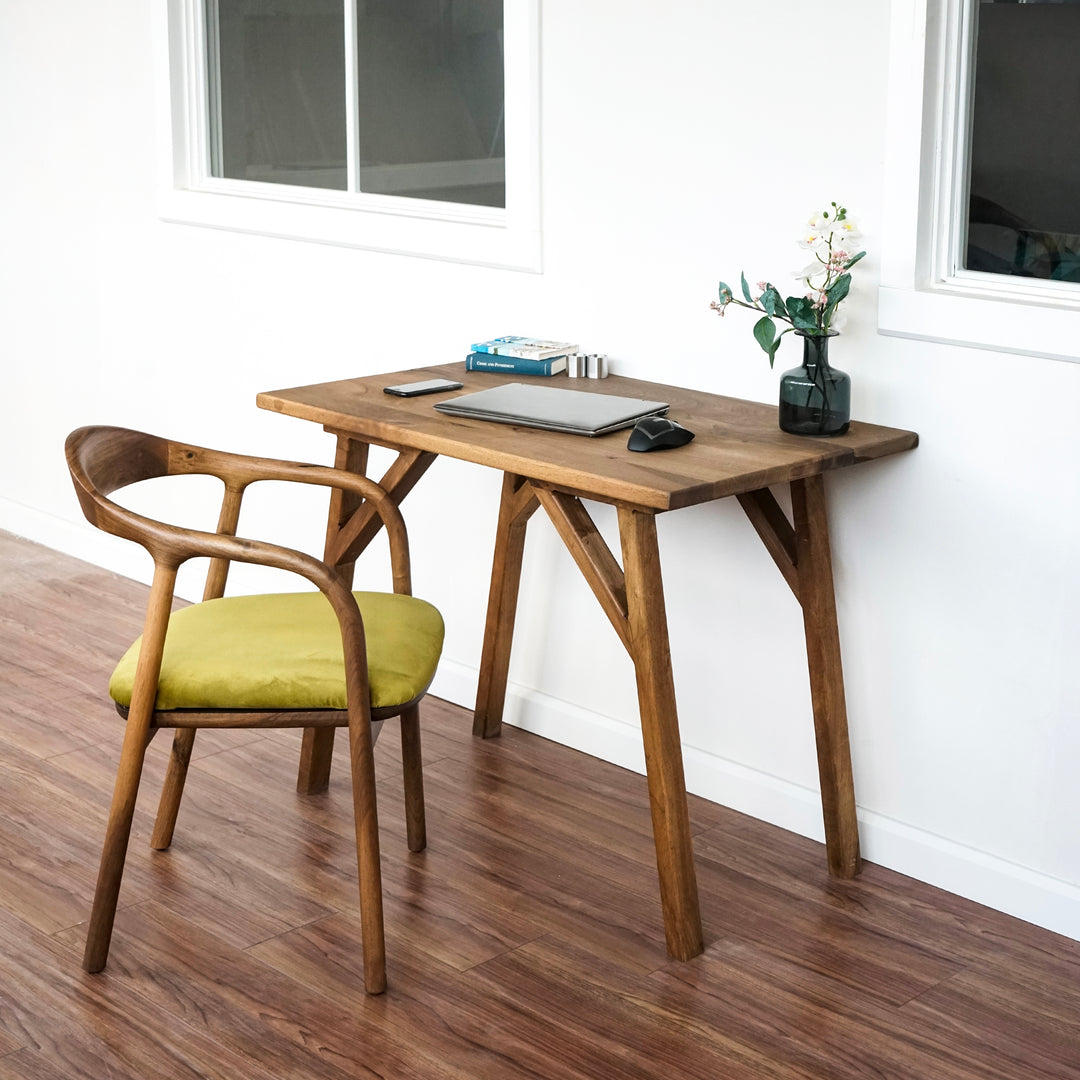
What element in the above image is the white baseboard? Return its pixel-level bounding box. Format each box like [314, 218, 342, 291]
[1, 498, 156, 587]
[430, 658, 1080, 944]
[9, 500, 1079, 945]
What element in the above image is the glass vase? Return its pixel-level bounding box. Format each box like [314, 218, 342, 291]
[778, 331, 851, 436]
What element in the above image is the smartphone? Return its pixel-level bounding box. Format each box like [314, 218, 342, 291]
[383, 378, 464, 397]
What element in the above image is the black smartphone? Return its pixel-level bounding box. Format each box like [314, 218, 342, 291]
[383, 378, 464, 397]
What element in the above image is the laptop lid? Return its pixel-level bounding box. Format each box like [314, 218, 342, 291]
[434, 382, 669, 437]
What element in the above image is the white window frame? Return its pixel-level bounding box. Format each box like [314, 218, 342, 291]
[153, 0, 542, 272]
[879, 0, 1080, 363]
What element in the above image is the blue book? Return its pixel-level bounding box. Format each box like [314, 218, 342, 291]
[465, 352, 568, 376]
[470, 335, 578, 361]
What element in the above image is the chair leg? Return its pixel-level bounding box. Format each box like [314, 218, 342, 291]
[83, 724, 154, 971]
[84, 562, 176, 973]
[399, 705, 426, 853]
[151, 729, 196, 851]
[297, 728, 336, 794]
[346, 710, 386, 994]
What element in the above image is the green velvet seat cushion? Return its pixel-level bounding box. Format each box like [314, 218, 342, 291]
[109, 591, 444, 712]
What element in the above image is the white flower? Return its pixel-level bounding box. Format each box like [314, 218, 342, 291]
[792, 260, 824, 285]
[800, 206, 860, 252]
[796, 227, 828, 250]
[829, 216, 861, 247]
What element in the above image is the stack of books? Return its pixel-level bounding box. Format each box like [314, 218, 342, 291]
[466, 336, 578, 377]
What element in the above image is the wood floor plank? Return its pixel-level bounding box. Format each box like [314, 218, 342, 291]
[0, 1036, 23, 1058]
[85, 901, 500, 1080]
[0, 1048, 77, 1080]
[699, 812, 1080, 976]
[46, 741, 339, 950]
[248, 912, 566, 1080]
[652, 937, 1034, 1080]
[0, 906, 290, 1080]
[0, 740, 157, 933]
[465, 933, 818, 1080]
[0, 689, 113, 760]
[901, 966, 1080, 1079]
[421, 756, 670, 894]
[690, 833, 965, 1005]
[432, 713, 738, 837]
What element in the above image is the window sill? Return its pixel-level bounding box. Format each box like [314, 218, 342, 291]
[158, 185, 542, 272]
[878, 284, 1080, 364]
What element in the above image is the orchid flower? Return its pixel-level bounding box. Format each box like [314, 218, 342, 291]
[713, 201, 866, 367]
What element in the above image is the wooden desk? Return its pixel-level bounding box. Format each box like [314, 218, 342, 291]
[258, 363, 918, 962]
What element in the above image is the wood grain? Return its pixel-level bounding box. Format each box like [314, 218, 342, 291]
[473, 472, 539, 738]
[618, 506, 703, 961]
[257, 363, 919, 512]
[791, 474, 860, 877]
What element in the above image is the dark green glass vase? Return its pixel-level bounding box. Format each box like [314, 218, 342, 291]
[778, 331, 850, 436]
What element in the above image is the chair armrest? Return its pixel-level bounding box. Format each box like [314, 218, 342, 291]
[168, 443, 411, 594]
[120, 510, 344, 594]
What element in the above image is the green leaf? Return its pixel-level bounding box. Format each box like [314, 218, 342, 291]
[785, 296, 819, 331]
[753, 316, 776, 357]
[843, 251, 865, 270]
[767, 326, 793, 369]
[717, 280, 733, 301]
[825, 272, 851, 307]
[741, 272, 754, 304]
[761, 285, 787, 318]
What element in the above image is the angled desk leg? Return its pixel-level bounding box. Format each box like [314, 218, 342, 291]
[791, 474, 861, 878]
[618, 506, 704, 961]
[298, 436, 370, 795]
[473, 473, 539, 738]
[298, 434, 436, 794]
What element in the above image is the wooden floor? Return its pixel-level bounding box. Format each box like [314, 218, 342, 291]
[2, 530, 1079, 1080]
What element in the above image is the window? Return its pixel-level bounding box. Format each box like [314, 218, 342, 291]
[156, 0, 540, 270]
[879, 0, 1080, 362]
[964, 1, 1080, 283]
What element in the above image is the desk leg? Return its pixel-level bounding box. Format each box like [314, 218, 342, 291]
[298, 436, 369, 795]
[791, 474, 861, 878]
[619, 507, 704, 961]
[474, 473, 538, 738]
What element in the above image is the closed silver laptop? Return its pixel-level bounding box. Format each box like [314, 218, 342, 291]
[434, 382, 669, 437]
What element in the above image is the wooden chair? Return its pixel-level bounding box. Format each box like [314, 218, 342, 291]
[65, 425, 445, 994]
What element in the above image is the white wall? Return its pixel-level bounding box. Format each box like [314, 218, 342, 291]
[3, 0, 1079, 940]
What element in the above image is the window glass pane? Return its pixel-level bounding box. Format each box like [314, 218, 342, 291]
[355, 0, 505, 208]
[209, 0, 346, 191]
[966, 0, 1080, 281]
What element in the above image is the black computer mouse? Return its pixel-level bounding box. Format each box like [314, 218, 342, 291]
[627, 416, 695, 452]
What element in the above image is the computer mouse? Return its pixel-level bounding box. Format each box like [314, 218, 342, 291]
[627, 416, 695, 452]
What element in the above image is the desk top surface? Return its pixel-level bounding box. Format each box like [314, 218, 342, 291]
[258, 363, 918, 511]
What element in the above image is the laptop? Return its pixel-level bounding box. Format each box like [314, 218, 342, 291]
[434, 382, 669, 437]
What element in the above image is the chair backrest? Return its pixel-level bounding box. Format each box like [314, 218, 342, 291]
[66, 426, 174, 538]
[66, 425, 411, 601]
